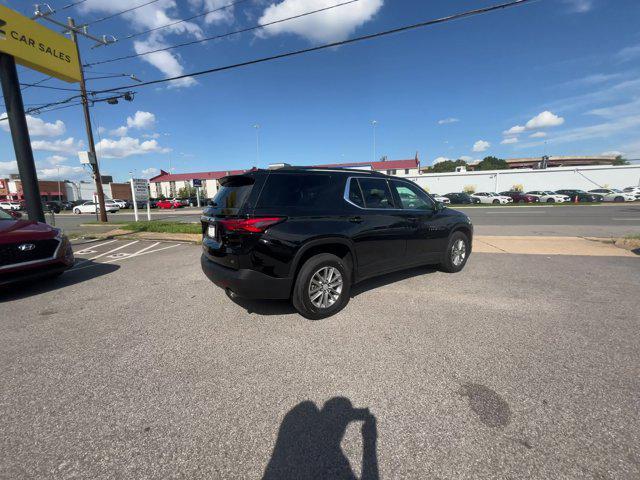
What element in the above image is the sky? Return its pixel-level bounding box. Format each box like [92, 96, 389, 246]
[1, 0, 639, 183]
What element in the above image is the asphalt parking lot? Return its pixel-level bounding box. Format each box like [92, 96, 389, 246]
[1, 239, 639, 479]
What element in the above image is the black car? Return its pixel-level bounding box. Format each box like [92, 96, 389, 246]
[443, 192, 480, 204]
[201, 167, 473, 319]
[555, 189, 602, 202]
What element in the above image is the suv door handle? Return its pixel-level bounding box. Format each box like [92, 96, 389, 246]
[349, 216, 363, 223]
[407, 216, 419, 222]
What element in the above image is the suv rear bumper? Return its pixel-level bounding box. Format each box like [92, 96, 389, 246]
[201, 253, 292, 300]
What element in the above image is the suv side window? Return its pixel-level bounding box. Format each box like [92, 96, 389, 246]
[256, 174, 331, 208]
[358, 178, 395, 209]
[347, 178, 365, 208]
[391, 181, 434, 210]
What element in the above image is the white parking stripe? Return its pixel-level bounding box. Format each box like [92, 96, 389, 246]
[71, 241, 139, 269]
[71, 243, 181, 271]
[74, 240, 118, 254]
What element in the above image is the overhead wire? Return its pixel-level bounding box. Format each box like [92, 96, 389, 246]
[91, 0, 537, 93]
[83, 0, 361, 67]
[82, 0, 163, 26]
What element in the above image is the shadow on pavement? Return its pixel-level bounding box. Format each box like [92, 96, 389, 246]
[263, 397, 379, 480]
[230, 264, 437, 317]
[0, 261, 120, 302]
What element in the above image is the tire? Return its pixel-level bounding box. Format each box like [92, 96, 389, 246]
[546, 198, 555, 203]
[492, 199, 500, 204]
[614, 196, 624, 202]
[440, 231, 470, 273]
[73, 208, 81, 214]
[292, 253, 351, 320]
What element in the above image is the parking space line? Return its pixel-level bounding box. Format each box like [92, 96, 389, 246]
[71, 241, 139, 269]
[70, 243, 182, 272]
[74, 240, 118, 255]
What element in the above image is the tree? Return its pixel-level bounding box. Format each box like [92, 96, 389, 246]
[612, 155, 629, 166]
[177, 185, 197, 198]
[425, 159, 468, 173]
[475, 156, 508, 170]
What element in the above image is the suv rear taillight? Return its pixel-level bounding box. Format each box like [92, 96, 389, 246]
[218, 217, 285, 233]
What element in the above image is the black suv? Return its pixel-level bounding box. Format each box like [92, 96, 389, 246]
[201, 168, 473, 319]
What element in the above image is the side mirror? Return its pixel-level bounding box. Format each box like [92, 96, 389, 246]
[435, 201, 445, 211]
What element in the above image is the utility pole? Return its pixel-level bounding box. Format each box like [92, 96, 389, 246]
[371, 120, 378, 163]
[67, 17, 107, 222]
[253, 124, 260, 165]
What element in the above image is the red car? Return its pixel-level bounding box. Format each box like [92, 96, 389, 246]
[0, 209, 75, 286]
[156, 199, 183, 209]
[499, 191, 540, 203]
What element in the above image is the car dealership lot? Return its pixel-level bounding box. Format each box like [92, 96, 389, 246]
[1, 240, 639, 479]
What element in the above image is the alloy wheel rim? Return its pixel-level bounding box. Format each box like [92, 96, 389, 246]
[451, 239, 466, 266]
[309, 266, 343, 309]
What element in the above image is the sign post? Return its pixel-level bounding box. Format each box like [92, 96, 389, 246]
[193, 179, 202, 208]
[130, 178, 150, 222]
[0, 4, 82, 224]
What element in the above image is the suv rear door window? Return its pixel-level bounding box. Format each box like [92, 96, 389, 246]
[213, 176, 254, 215]
[347, 178, 365, 208]
[358, 178, 395, 209]
[390, 181, 433, 210]
[256, 174, 331, 208]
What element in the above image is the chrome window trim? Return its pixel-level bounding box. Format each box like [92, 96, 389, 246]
[343, 176, 436, 212]
[0, 238, 62, 271]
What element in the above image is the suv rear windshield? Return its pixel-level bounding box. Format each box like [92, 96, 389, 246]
[213, 176, 254, 215]
[256, 174, 331, 208]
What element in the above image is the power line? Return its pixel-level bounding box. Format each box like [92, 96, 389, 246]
[84, 0, 360, 67]
[122, 0, 251, 41]
[92, 0, 537, 93]
[21, 76, 53, 91]
[0, 94, 82, 121]
[19, 82, 83, 92]
[83, 0, 163, 26]
[58, 0, 89, 11]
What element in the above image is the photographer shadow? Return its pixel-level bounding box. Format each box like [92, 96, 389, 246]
[263, 397, 379, 480]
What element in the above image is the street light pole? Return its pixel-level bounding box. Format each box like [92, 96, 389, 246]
[68, 17, 108, 222]
[253, 124, 260, 165]
[57, 166, 61, 202]
[371, 120, 378, 163]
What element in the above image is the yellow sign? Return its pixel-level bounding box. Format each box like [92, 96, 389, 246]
[0, 5, 81, 83]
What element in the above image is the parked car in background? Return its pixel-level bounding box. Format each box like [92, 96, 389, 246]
[43, 201, 62, 214]
[499, 191, 540, 203]
[431, 194, 451, 204]
[622, 186, 640, 200]
[201, 168, 473, 319]
[72, 201, 120, 214]
[0, 201, 21, 211]
[0, 208, 74, 286]
[111, 199, 130, 209]
[525, 190, 571, 203]
[588, 188, 636, 202]
[60, 201, 75, 210]
[443, 192, 480, 204]
[555, 189, 601, 202]
[471, 192, 513, 204]
[156, 199, 183, 209]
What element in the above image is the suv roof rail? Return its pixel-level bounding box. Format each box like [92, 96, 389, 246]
[268, 163, 291, 170]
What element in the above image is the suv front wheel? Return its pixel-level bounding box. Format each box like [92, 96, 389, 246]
[440, 231, 470, 273]
[292, 253, 351, 320]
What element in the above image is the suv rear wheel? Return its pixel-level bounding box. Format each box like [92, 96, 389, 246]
[440, 231, 470, 273]
[292, 253, 351, 320]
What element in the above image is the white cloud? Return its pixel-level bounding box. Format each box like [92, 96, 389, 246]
[616, 44, 640, 63]
[432, 156, 450, 164]
[37, 165, 87, 180]
[257, 0, 384, 43]
[563, 0, 593, 13]
[110, 126, 129, 137]
[586, 97, 640, 119]
[529, 131, 547, 138]
[438, 118, 459, 125]
[503, 125, 525, 135]
[188, 0, 235, 24]
[97, 126, 107, 135]
[95, 136, 171, 158]
[472, 140, 490, 152]
[1, 113, 65, 137]
[601, 150, 623, 156]
[0, 160, 18, 175]
[459, 155, 473, 162]
[46, 155, 67, 165]
[142, 133, 161, 139]
[133, 38, 197, 88]
[142, 167, 160, 176]
[500, 137, 518, 144]
[525, 111, 565, 129]
[127, 111, 156, 130]
[31, 137, 83, 154]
